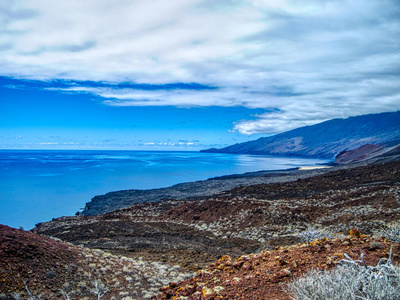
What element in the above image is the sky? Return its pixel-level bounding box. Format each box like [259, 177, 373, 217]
[1, 0, 400, 150]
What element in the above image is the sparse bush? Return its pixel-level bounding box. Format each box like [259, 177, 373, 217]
[286, 250, 400, 300]
[11, 281, 43, 300]
[60, 282, 75, 300]
[10, 293, 22, 300]
[60, 289, 73, 300]
[381, 222, 400, 244]
[299, 226, 333, 244]
[90, 278, 109, 300]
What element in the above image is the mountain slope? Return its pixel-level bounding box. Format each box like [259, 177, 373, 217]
[0, 225, 193, 299]
[201, 111, 400, 158]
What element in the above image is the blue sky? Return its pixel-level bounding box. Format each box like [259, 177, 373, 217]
[0, 77, 267, 149]
[1, 0, 400, 150]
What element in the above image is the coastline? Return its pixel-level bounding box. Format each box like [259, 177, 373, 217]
[81, 164, 337, 216]
[80, 150, 400, 217]
[298, 166, 332, 170]
[0, 150, 330, 230]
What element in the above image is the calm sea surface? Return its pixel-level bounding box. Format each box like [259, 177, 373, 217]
[0, 150, 329, 229]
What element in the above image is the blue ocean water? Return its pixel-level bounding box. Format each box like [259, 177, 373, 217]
[0, 150, 328, 230]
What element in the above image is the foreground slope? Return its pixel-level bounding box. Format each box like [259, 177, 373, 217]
[0, 225, 193, 299]
[154, 234, 400, 299]
[202, 111, 400, 158]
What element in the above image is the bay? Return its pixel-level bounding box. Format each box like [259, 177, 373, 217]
[0, 150, 328, 229]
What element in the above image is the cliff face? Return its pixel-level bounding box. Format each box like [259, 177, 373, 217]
[202, 111, 400, 159]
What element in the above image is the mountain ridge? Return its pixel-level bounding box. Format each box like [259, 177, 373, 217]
[201, 111, 400, 159]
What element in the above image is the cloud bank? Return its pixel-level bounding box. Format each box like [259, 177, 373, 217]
[1, 0, 400, 134]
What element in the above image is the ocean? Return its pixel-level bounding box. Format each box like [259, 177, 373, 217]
[0, 150, 329, 229]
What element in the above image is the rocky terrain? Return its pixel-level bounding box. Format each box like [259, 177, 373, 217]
[2, 156, 400, 299]
[81, 166, 335, 216]
[155, 233, 400, 299]
[0, 225, 193, 299]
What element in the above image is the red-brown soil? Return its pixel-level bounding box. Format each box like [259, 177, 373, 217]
[0, 225, 79, 296]
[333, 142, 400, 165]
[334, 144, 382, 164]
[154, 234, 400, 299]
[0, 225, 193, 299]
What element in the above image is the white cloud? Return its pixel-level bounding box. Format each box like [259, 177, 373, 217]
[1, 0, 400, 134]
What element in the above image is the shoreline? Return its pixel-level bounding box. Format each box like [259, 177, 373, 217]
[80, 150, 400, 217]
[298, 166, 332, 170]
[0, 150, 331, 229]
[80, 163, 339, 216]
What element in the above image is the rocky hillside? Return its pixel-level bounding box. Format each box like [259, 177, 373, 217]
[202, 111, 400, 159]
[333, 141, 400, 165]
[155, 234, 400, 299]
[0, 225, 193, 299]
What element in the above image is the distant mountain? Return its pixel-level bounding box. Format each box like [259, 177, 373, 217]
[201, 111, 400, 159]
